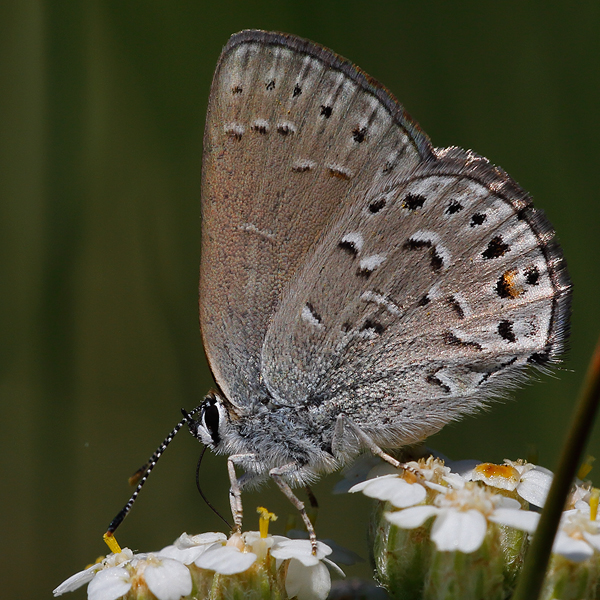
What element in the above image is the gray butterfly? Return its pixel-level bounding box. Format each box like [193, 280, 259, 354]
[191, 30, 571, 543]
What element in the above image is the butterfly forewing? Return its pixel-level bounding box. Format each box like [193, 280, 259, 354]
[200, 31, 432, 407]
[261, 148, 571, 446]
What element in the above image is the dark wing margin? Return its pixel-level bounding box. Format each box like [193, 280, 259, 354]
[220, 30, 434, 162]
[432, 146, 572, 365]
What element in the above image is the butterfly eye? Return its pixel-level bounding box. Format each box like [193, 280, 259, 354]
[202, 401, 221, 446]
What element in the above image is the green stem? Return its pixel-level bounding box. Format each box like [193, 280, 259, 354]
[512, 334, 600, 600]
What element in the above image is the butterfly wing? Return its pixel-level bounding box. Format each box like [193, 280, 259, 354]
[261, 147, 571, 447]
[200, 31, 433, 408]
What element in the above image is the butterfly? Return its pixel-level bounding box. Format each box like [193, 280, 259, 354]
[107, 30, 571, 547]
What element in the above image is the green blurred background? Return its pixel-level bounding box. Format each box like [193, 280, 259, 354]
[1, 2, 599, 597]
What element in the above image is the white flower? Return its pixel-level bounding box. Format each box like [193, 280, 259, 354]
[349, 473, 427, 507]
[552, 507, 600, 562]
[142, 558, 192, 600]
[568, 482, 594, 509]
[349, 456, 468, 508]
[242, 530, 290, 561]
[271, 539, 339, 600]
[54, 549, 192, 600]
[87, 566, 132, 600]
[386, 482, 539, 553]
[54, 531, 343, 600]
[468, 459, 553, 507]
[194, 533, 258, 575]
[53, 549, 134, 596]
[157, 531, 227, 564]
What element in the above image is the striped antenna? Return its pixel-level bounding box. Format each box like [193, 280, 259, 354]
[105, 406, 202, 536]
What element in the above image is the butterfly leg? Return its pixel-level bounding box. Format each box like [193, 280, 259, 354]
[270, 464, 318, 554]
[334, 414, 403, 468]
[227, 453, 257, 533]
[304, 485, 319, 529]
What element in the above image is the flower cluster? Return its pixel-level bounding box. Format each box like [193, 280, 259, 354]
[54, 528, 342, 600]
[349, 454, 600, 600]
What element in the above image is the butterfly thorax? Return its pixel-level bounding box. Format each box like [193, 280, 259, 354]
[192, 391, 342, 487]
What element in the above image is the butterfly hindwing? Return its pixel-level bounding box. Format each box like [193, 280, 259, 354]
[261, 148, 571, 447]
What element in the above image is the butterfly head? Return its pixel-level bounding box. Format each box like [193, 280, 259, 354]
[188, 390, 234, 451]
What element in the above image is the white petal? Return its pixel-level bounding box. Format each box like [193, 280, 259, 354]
[390, 481, 427, 508]
[496, 496, 522, 510]
[553, 531, 594, 562]
[358, 476, 427, 508]
[489, 508, 540, 533]
[424, 481, 447, 494]
[144, 559, 192, 600]
[431, 509, 487, 553]
[88, 566, 132, 600]
[517, 468, 553, 507]
[195, 545, 257, 575]
[583, 531, 600, 551]
[385, 505, 439, 529]
[53, 563, 103, 595]
[285, 559, 331, 600]
[322, 557, 346, 578]
[442, 473, 466, 489]
[575, 500, 591, 512]
[183, 532, 227, 547]
[158, 543, 216, 565]
[348, 474, 399, 494]
[270, 539, 332, 565]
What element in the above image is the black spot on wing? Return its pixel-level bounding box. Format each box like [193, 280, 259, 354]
[320, 105, 333, 118]
[251, 122, 268, 135]
[277, 123, 293, 136]
[430, 250, 444, 271]
[470, 213, 487, 227]
[525, 266, 540, 286]
[482, 236, 510, 260]
[292, 162, 313, 173]
[368, 197, 386, 213]
[338, 239, 359, 256]
[293, 83, 302, 97]
[443, 332, 482, 350]
[402, 193, 426, 211]
[498, 320, 516, 343]
[417, 294, 430, 307]
[352, 126, 367, 143]
[360, 319, 385, 335]
[446, 200, 463, 215]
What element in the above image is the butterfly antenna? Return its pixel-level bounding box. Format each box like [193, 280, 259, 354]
[195, 445, 232, 529]
[105, 406, 202, 537]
